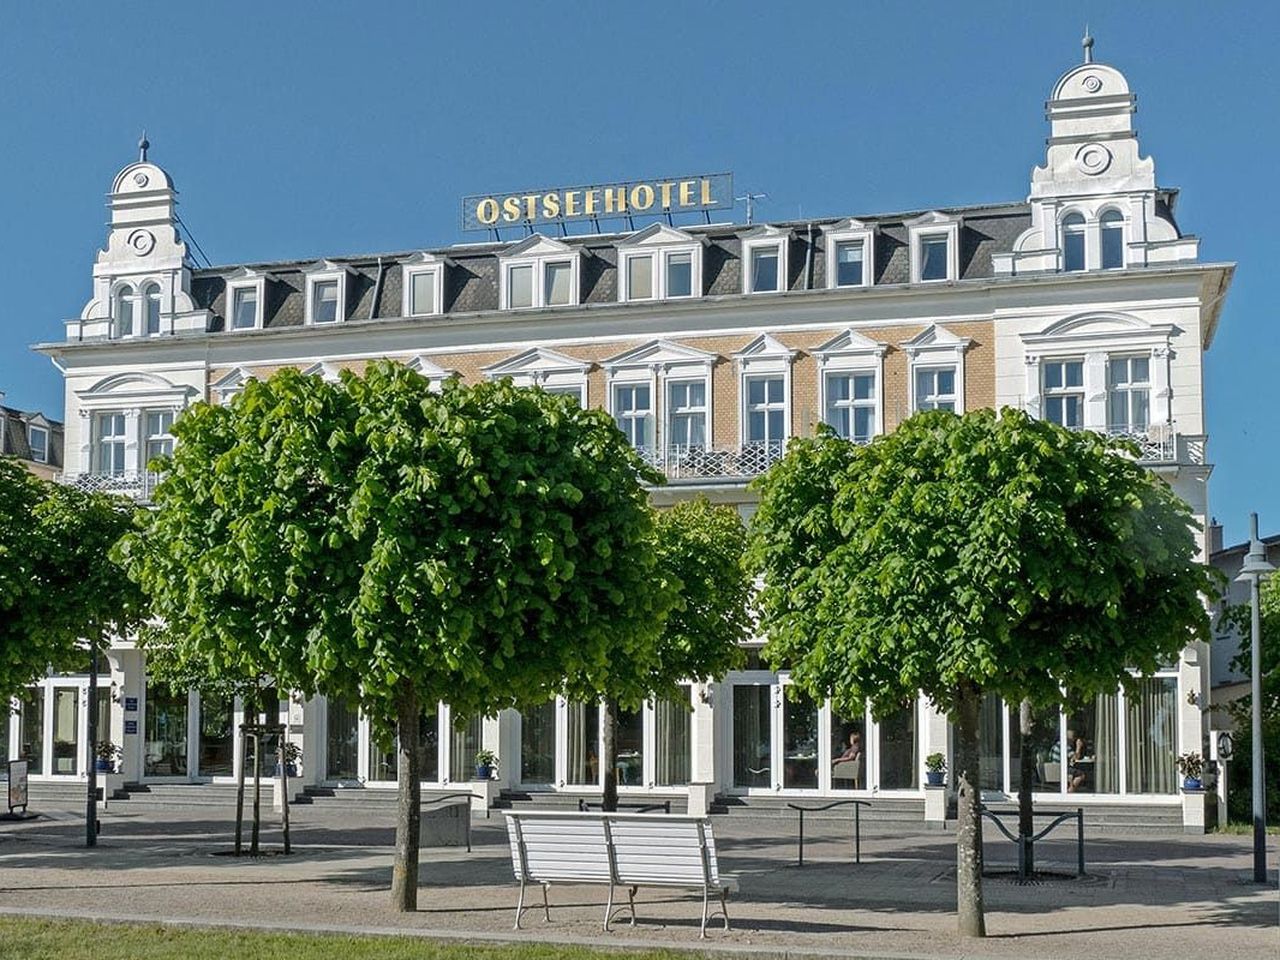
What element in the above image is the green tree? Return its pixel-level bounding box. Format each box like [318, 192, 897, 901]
[1222, 578, 1280, 824]
[117, 362, 671, 911]
[748, 409, 1215, 937]
[600, 498, 752, 811]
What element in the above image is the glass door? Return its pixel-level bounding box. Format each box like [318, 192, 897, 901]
[325, 698, 360, 782]
[144, 683, 190, 778]
[50, 686, 80, 776]
[197, 693, 235, 778]
[519, 700, 556, 787]
[731, 682, 773, 791]
[19, 688, 44, 776]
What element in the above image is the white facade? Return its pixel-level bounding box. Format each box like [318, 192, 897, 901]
[10, 51, 1233, 828]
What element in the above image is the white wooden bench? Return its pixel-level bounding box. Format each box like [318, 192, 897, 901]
[503, 810, 737, 937]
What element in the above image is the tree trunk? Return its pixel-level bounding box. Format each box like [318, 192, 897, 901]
[1017, 699, 1036, 877]
[601, 699, 618, 812]
[390, 683, 421, 912]
[953, 680, 987, 937]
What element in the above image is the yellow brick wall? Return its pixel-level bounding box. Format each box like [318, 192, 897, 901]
[207, 320, 996, 444]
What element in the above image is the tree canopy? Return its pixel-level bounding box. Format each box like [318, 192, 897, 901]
[0, 457, 143, 700]
[117, 361, 674, 909]
[748, 408, 1217, 936]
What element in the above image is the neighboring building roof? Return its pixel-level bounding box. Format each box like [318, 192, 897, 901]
[0, 402, 64, 469]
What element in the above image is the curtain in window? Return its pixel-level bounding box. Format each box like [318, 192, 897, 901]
[732, 685, 771, 788]
[566, 702, 599, 785]
[449, 715, 482, 782]
[1126, 677, 1177, 794]
[654, 689, 692, 786]
[519, 700, 556, 784]
[978, 692, 1005, 791]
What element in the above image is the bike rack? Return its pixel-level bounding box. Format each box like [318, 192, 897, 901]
[786, 799, 870, 867]
[979, 804, 1085, 880]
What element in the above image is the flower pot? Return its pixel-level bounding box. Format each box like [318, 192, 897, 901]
[95, 759, 114, 773]
[1183, 777, 1202, 790]
[926, 771, 945, 787]
[475, 764, 493, 781]
[273, 763, 299, 778]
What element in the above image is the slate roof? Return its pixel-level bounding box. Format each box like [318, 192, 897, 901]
[186, 192, 1184, 333]
[0, 405, 63, 468]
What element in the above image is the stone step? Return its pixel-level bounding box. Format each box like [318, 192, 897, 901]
[297, 785, 478, 812]
[20, 780, 129, 806]
[114, 782, 306, 807]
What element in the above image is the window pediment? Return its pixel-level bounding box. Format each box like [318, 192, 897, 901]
[483, 347, 591, 380]
[813, 329, 889, 362]
[603, 339, 718, 375]
[899, 323, 973, 359]
[615, 223, 704, 249]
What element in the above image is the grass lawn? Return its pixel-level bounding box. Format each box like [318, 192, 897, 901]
[0, 917, 693, 960]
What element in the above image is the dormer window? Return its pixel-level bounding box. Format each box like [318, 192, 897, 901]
[304, 262, 350, 325]
[615, 224, 702, 303]
[499, 235, 579, 310]
[741, 227, 791, 295]
[28, 425, 48, 463]
[232, 287, 258, 329]
[1062, 213, 1086, 272]
[401, 254, 446, 317]
[1100, 210, 1125, 269]
[224, 269, 268, 332]
[749, 245, 781, 292]
[919, 236, 949, 281]
[824, 220, 875, 289]
[907, 212, 960, 283]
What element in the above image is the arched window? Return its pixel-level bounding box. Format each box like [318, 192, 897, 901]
[1061, 213, 1086, 272]
[143, 283, 162, 335]
[114, 285, 136, 337]
[1100, 210, 1125, 269]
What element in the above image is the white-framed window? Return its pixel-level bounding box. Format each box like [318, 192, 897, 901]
[824, 372, 877, 442]
[666, 379, 708, 452]
[95, 412, 127, 475]
[27, 425, 48, 463]
[113, 284, 138, 338]
[1107, 355, 1151, 433]
[741, 227, 791, 295]
[825, 220, 875, 289]
[143, 282, 162, 335]
[914, 367, 957, 412]
[734, 333, 795, 451]
[401, 254, 446, 317]
[482, 347, 590, 405]
[1061, 213, 1086, 272]
[1042, 359, 1085, 428]
[1100, 210, 1125, 269]
[226, 274, 266, 331]
[907, 213, 960, 283]
[144, 410, 175, 468]
[814, 329, 886, 443]
[744, 376, 786, 445]
[900, 324, 971, 415]
[304, 263, 349, 325]
[612, 383, 653, 452]
[615, 224, 703, 302]
[499, 236, 579, 310]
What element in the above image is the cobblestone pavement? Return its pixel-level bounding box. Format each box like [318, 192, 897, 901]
[0, 801, 1276, 959]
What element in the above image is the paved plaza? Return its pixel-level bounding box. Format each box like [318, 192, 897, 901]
[0, 800, 1275, 959]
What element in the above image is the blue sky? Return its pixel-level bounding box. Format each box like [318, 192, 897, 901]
[0, 2, 1274, 544]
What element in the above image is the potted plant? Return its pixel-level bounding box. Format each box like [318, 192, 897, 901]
[474, 749, 497, 781]
[925, 752, 947, 787]
[94, 741, 121, 774]
[1178, 751, 1204, 790]
[275, 741, 302, 778]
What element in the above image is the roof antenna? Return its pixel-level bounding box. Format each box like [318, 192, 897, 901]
[138, 130, 150, 163]
[736, 191, 768, 225]
[1082, 25, 1094, 64]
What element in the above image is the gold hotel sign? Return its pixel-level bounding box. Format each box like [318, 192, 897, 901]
[462, 173, 733, 231]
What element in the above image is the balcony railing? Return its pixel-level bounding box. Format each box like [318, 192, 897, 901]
[57, 471, 165, 502]
[637, 442, 788, 482]
[1106, 427, 1176, 464]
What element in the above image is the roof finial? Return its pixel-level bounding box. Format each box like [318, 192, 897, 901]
[138, 130, 150, 163]
[1082, 26, 1094, 64]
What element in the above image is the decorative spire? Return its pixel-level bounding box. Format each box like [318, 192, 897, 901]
[1082, 27, 1094, 64]
[138, 130, 149, 163]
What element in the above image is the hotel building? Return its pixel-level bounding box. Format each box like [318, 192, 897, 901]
[16, 46, 1232, 827]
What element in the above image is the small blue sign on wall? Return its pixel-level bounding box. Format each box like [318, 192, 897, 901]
[124, 720, 138, 735]
[124, 697, 138, 712]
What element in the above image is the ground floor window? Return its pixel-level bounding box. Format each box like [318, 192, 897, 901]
[320, 697, 486, 787]
[144, 683, 189, 777]
[19, 688, 44, 776]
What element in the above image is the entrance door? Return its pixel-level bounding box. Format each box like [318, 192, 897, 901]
[144, 684, 189, 778]
[518, 700, 556, 787]
[731, 682, 773, 791]
[50, 686, 80, 777]
[18, 688, 44, 776]
[198, 694, 235, 778]
[325, 698, 360, 782]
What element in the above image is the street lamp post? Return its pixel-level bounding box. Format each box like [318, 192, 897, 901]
[1235, 512, 1275, 884]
